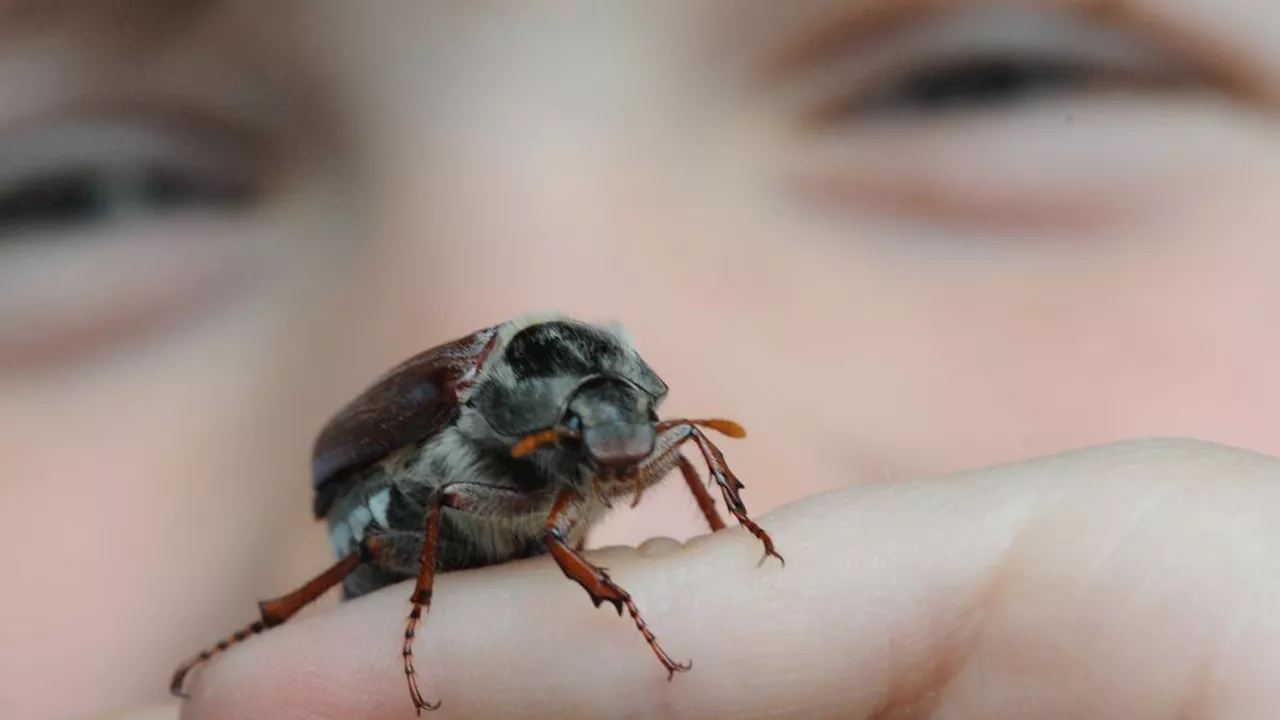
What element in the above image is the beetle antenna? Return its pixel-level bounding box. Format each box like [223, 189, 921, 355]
[655, 418, 746, 439]
[511, 426, 581, 458]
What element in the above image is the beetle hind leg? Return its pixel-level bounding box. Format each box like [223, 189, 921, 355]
[169, 535, 391, 699]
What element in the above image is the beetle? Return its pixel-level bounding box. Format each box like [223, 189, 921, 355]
[169, 311, 783, 714]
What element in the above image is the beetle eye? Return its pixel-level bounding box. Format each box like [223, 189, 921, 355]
[562, 411, 583, 432]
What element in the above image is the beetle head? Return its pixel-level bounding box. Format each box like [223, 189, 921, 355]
[467, 318, 667, 469]
[561, 375, 658, 467]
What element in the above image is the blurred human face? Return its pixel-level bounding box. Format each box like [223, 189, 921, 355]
[4, 1, 1280, 717]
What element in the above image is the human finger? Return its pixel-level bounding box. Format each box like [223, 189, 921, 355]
[182, 438, 1280, 719]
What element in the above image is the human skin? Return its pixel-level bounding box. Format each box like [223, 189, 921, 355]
[2, 1, 1279, 719]
[185, 440, 1280, 718]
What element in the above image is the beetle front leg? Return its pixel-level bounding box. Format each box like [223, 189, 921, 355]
[677, 454, 726, 532]
[687, 428, 784, 567]
[653, 419, 784, 567]
[541, 487, 692, 679]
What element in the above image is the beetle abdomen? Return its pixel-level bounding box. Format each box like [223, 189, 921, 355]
[325, 480, 395, 561]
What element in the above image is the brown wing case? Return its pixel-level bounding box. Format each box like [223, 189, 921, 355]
[310, 324, 501, 518]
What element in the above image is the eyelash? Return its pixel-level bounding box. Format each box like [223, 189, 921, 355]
[0, 163, 258, 233]
[854, 53, 1105, 114]
[786, 7, 1203, 125]
[0, 112, 270, 240]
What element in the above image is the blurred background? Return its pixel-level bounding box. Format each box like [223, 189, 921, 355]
[5, 2, 1280, 718]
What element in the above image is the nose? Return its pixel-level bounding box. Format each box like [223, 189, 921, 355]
[581, 421, 656, 466]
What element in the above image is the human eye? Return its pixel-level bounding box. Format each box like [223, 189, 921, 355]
[0, 112, 260, 234]
[804, 6, 1205, 123]
[0, 109, 272, 373]
[765, 5, 1250, 233]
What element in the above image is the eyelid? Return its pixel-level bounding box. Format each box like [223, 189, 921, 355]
[762, 3, 1262, 113]
[785, 6, 1206, 122]
[0, 106, 269, 193]
[0, 107, 272, 237]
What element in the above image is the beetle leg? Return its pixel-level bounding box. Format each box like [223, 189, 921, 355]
[677, 454, 726, 531]
[170, 534, 390, 699]
[653, 420, 784, 567]
[399, 481, 533, 714]
[401, 488, 452, 714]
[541, 487, 692, 679]
[686, 427, 783, 567]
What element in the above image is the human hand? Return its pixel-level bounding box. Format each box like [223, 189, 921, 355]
[176, 439, 1280, 719]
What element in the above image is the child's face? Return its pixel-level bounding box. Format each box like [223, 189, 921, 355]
[4, 2, 1279, 717]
